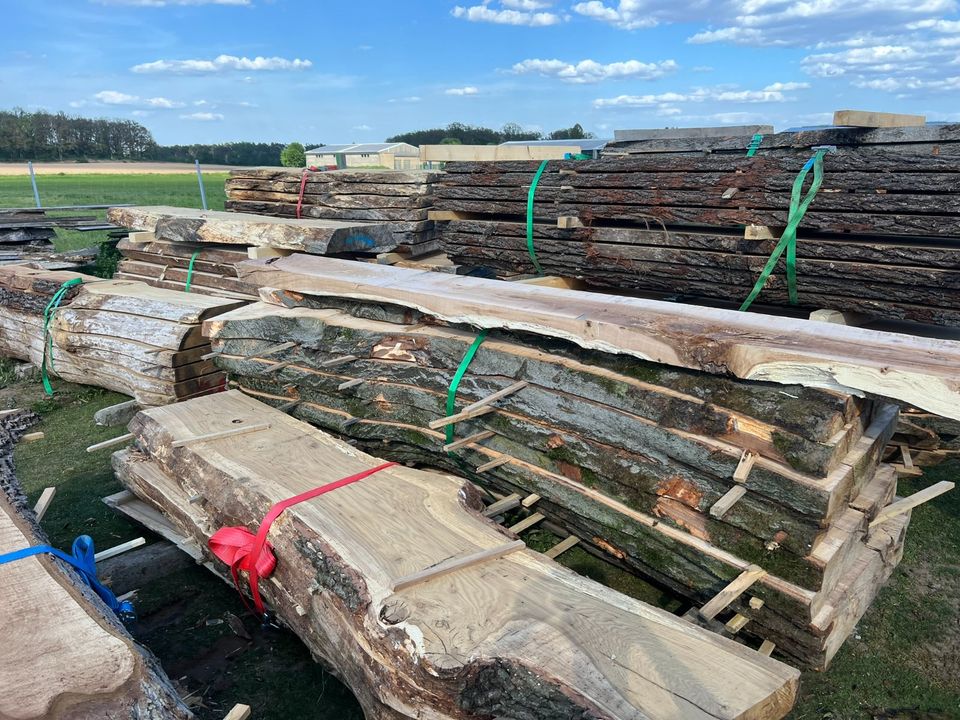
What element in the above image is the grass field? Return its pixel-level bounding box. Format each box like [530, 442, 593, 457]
[1, 172, 958, 719]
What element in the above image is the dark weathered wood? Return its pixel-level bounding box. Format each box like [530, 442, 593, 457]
[224, 199, 431, 223]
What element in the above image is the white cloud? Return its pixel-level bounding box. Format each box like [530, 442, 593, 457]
[180, 112, 224, 121]
[452, 2, 564, 26]
[763, 81, 810, 91]
[593, 83, 804, 107]
[94, 90, 185, 108]
[132, 54, 312, 74]
[97, 0, 249, 5]
[389, 96, 422, 103]
[445, 86, 480, 95]
[353, 124, 372, 130]
[511, 58, 678, 83]
[144, 96, 184, 108]
[572, 0, 660, 29]
[802, 45, 922, 77]
[130, 110, 152, 117]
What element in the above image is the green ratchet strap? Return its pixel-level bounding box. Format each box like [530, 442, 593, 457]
[746, 133, 764, 157]
[445, 330, 488, 448]
[184, 250, 201, 293]
[526, 160, 549, 276]
[739, 148, 828, 312]
[42, 277, 84, 395]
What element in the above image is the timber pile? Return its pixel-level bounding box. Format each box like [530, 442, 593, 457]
[0, 412, 191, 720]
[114, 390, 801, 719]
[0, 209, 116, 265]
[224, 168, 442, 257]
[205, 300, 907, 669]
[0, 265, 243, 405]
[433, 143, 960, 326]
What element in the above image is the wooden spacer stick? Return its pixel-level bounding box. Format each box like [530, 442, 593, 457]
[390, 540, 525, 592]
[171, 422, 271, 448]
[21, 431, 44, 443]
[521, 493, 541, 508]
[243, 341, 296, 361]
[725, 613, 751, 633]
[320, 354, 358, 369]
[709, 485, 747, 519]
[94, 537, 146, 562]
[476, 456, 510, 473]
[86, 432, 134, 453]
[699, 564, 768, 621]
[224, 703, 252, 720]
[33, 487, 56, 522]
[264, 360, 294, 374]
[483, 493, 522, 517]
[544, 535, 579, 560]
[428, 380, 529, 430]
[508, 512, 545, 534]
[869, 481, 954, 528]
[442, 429, 495, 453]
[899, 444, 914, 469]
[337, 378, 365, 391]
[758, 639, 776, 657]
[733, 450, 758, 483]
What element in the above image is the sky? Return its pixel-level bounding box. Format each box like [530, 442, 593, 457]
[4, 0, 960, 145]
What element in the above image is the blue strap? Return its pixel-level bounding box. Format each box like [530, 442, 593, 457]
[0, 535, 136, 622]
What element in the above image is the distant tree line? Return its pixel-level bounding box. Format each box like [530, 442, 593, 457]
[387, 122, 594, 146]
[0, 108, 321, 166]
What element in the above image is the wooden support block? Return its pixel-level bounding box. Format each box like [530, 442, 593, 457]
[733, 450, 758, 483]
[128, 231, 156, 242]
[725, 613, 751, 634]
[243, 341, 297, 361]
[557, 216, 584, 229]
[521, 493, 541, 508]
[476, 456, 511, 473]
[900, 444, 914, 469]
[833, 110, 926, 128]
[428, 381, 529, 430]
[279, 399, 300, 413]
[428, 210, 472, 221]
[869, 481, 955, 528]
[21, 431, 44, 443]
[33, 487, 56, 522]
[743, 225, 782, 240]
[758, 640, 776, 657]
[391, 540, 525, 592]
[709, 485, 747, 519]
[442, 429, 495, 453]
[544, 535, 580, 560]
[749, 596, 765, 610]
[508, 512, 545, 534]
[264, 360, 294, 374]
[892, 463, 924, 477]
[94, 399, 141, 427]
[247, 246, 293, 259]
[483, 493, 522, 517]
[700, 564, 768, 621]
[171, 422, 271, 448]
[319, 354, 358, 369]
[86, 432, 134, 453]
[94, 536, 146, 562]
[224, 704, 252, 720]
[337, 378, 365, 391]
[376, 252, 405, 265]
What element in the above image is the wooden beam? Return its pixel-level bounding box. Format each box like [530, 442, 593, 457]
[833, 110, 926, 128]
[428, 380, 529, 430]
[733, 450, 758, 483]
[224, 704, 252, 720]
[171, 422, 271, 448]
[476, 456, 511, 473]
[94, 537, 146, 562]
[483, 493, 522, 517]
[709, 485, 747, 519]
[442, 429, 495, 453]
[390, 540, 526, 592]
[237, 255, 960, 421]
[20, 432, 44, 444]
[508, 513, 545, 534]
[86, 432, 134, 453]
[725, 613, 751, 634]
[869, 481, 955, 528]
[544, 535, 580, 559]
[699, 565, 768, 621]
[33, 487, 56, 522]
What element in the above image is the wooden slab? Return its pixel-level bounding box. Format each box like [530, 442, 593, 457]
[833, 110, 926, 128]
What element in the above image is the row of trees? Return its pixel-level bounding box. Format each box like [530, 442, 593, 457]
[387, 122, 594, 146]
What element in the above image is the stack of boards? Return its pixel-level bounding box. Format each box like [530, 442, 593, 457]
[113, 390, 801, 720]
[201, 254, 960, 669]
[224, 167, 442, 257]
[0, 209, 112, 266]
[108, 205, 398, 301]
[0, 411, 191, 720]
[434, 124, 960, 327]
[0, 265, 242, 405]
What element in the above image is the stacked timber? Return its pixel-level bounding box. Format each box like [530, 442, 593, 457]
[0, 412, 191, 720]
[0, 210, 56, 256]
[201, 255, 960, 667]
[113, 390, 801, 719]
[433, 146, 960, 326]
[108, 205, 400, 301]
[224, 168, 442, 257]
[0, 265, 242, 405]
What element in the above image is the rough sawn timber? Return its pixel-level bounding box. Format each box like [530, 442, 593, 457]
[114, 390, 801, 720]
[235, 255, 960, 420]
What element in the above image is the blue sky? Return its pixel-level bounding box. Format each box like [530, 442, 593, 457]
[5, 0, 960, 145]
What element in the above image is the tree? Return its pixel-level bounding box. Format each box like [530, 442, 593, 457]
[440, 137, 462, 145]
[548, 123, 595, 140]
[280, 142, 306, 167]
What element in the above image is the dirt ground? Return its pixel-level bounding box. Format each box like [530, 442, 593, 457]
[0, 162, 242, 175]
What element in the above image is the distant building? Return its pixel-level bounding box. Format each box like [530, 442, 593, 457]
[305, 142, 420, 170]
[499, 138, 610, 158]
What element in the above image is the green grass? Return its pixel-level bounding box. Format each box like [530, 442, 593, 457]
[0, 173, 229, 252]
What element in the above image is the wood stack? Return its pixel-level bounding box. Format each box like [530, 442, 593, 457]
[0, 412, 191, 720]
[0, 265, 242, 405]
[113, 390, 801, 720]
[433, 132, 960, 326]
[108, 205, 400, 301]
[197, 255, 960, 668]
[0, 209, 115, 265]
[224, 168, 442, 257]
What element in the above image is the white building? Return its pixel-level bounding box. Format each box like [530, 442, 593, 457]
[305, 143, 420, 170]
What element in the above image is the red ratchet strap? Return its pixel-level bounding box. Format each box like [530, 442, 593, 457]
[296, 169, 310, 219]
[208, 461, 398, 617]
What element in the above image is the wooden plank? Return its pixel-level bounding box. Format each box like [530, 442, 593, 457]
[869, 481, 955, 527]
[483, 493, 522, 517]
[86, 433, 134, 453]
[93, 536, 146, 562]
[32, 487, 56, 522]
[833, 110, 926, 128]
[700, 564, 768, 621]
[390, 540, 526, 592]
[508, 512, 546, 534]
[544, 534, 580, 559]
[420, 144, 580, 163]
[170, 422, 271, 448]
[224, 704, 252, 720]
[236, 255, 960, 420]
[428, 380, 530, 429]
[442, 429, 495, 453]
[709, 485, 748, 519]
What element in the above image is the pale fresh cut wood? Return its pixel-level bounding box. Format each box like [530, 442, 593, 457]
[833, 110, 926, 128]
[700, 565, 769, 621]
[869, 481, 954, 528]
